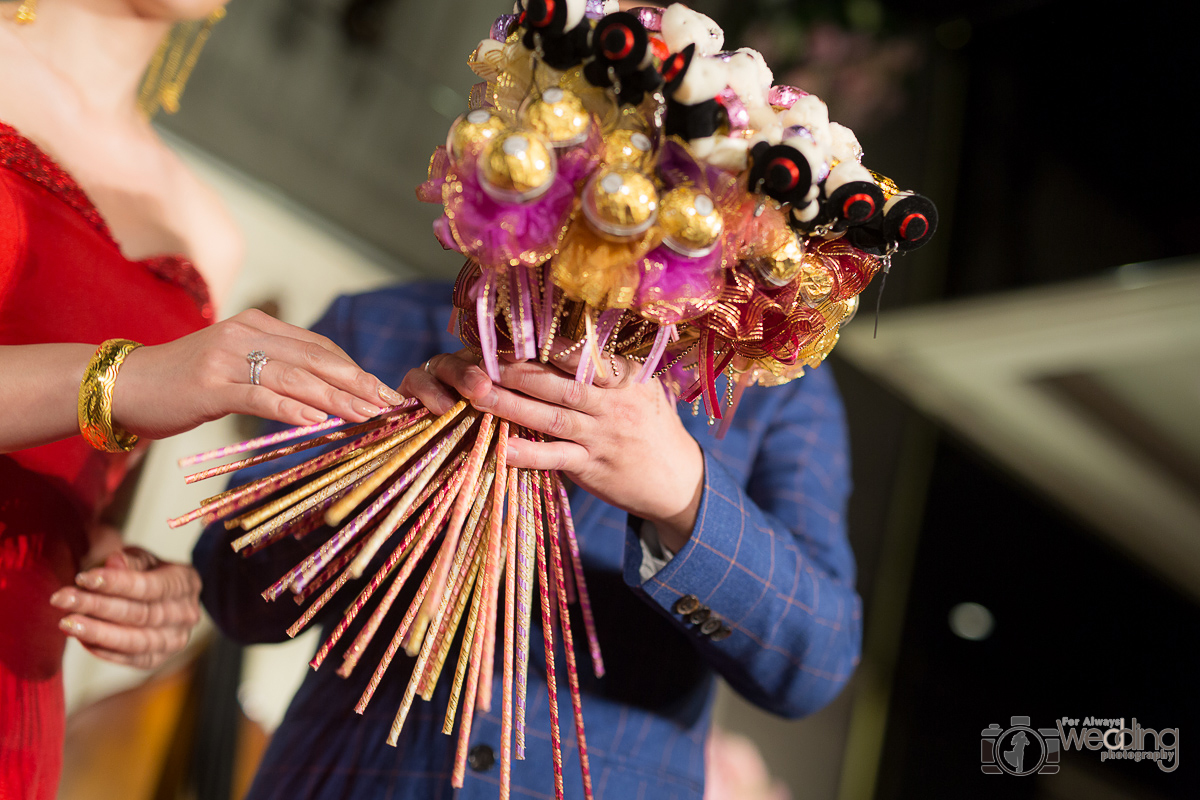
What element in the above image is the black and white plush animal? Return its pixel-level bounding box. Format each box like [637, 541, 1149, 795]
[518, 0, 591, 70]
[583, 12, 662, 106]
[844, 192, 938, 254]
[661, 44, 727, 140]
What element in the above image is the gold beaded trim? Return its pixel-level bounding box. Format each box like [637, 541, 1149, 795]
[78, 339, 143, 453]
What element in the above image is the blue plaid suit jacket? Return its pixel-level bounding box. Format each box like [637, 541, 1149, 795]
[193, 282, 861, 800]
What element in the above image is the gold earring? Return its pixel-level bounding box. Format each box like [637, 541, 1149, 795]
[137, 7, 226, 117]
[15, 0, 38, 24]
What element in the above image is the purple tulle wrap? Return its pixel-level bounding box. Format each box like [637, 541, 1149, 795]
[636, 244, 724, 325]
[435, 164, 575, 270]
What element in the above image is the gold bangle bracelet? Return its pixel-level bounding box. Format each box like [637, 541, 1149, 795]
[78, 339, 143, 453]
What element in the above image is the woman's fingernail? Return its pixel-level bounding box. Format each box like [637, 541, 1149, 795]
[59, 617, 84, 635]
[378, 385, 404, 405]
[355, 401, 383, 417]
[50, 589, 77, 609]
[76, 572, 103, 590]
[476, 390, 498, 410]
[303, 409, 328, 424]
[506, 442, 519, 460]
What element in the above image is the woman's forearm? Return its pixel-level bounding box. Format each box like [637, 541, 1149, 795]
[0, 343, 97, 453]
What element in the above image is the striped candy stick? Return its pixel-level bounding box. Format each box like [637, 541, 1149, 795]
[241, 443, 414, 587]
[335, 455, 470, 675]
[451, 534, 505, 788]
[282, 441, 449, 597]
[228, 426, 420, 551]
[291, 415, 475, 595]
[233, 417, 434, 532]
[386, 482, 492, 746]
[172, 420, 415, 532]
[411, 414, 497, 646]
[325, 402, 470, 529]
[513, 468, 537, 759]
[177, 398, 421, 466]
[500, 465, 519, 800]
[305, 452, 471, 669]
[344, 409, 479, 580]
[531, 473, 565, 800]
[475, 422, 510, 713]
[439, 547, 486, 727]
[307, 419, 468, 570]
[554, 473, 604, 678]
[183, 409, 429, 484]
[541, 473, 594, 800]
[288, 452, 465, 607]
[418, 472, 495, 698]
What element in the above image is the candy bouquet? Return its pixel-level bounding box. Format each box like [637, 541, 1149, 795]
[172, 2, 935, 798]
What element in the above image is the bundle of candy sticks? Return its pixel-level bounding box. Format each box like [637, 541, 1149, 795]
[170, 400, 603, 800]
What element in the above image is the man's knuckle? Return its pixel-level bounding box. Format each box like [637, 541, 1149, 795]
[562, 380, 586, 408]
[548, 408, 572, 438]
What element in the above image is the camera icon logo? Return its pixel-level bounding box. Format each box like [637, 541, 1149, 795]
[981, 716, 1061, 776]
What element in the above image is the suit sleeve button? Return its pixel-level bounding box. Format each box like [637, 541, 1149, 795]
[709, 624, 732, 641]
[673, 594, 701, 615]
[468, 744, 496, 772]
[700, 617, 722, 636]
[689, 607, 711, 625]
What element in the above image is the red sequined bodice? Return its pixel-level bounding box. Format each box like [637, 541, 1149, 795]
[0, 122, 214, 799]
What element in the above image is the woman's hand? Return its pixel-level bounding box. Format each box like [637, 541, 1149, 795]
[50, 546, 202, 669]
[112, 308, 403, 439]
[400, 343, 704, 551]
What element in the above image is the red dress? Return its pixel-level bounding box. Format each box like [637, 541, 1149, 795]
[0, 123, 213, 800]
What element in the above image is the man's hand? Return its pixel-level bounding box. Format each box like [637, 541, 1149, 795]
[50, 546, 203, 669]
[400, 342, 704, 551]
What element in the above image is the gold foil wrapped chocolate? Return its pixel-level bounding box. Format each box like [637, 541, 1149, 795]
[522, 87, 593, 148]
[448, 108, 507, 160]
[658, 186, 724, 257]
[581, 167, 659, 239]
[478, 131, 556, 203]
[797, 260, 835, 305]
[603, 129, 655, 170]
[753, 234, 806, 286]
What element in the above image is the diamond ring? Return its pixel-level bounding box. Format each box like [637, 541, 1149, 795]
[247, 350, 268, 386]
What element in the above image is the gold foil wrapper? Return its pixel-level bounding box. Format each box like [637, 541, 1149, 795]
[754, 235, 806, 286]
[479, 131, 555, 199]
[658, 186, 723, 256]
[523, 87, 592, 147]
[449, 109, 507, 159]
[797, 260, 835, 305]
[583, 167, 659, 237]
[603, 129, 655, 170]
